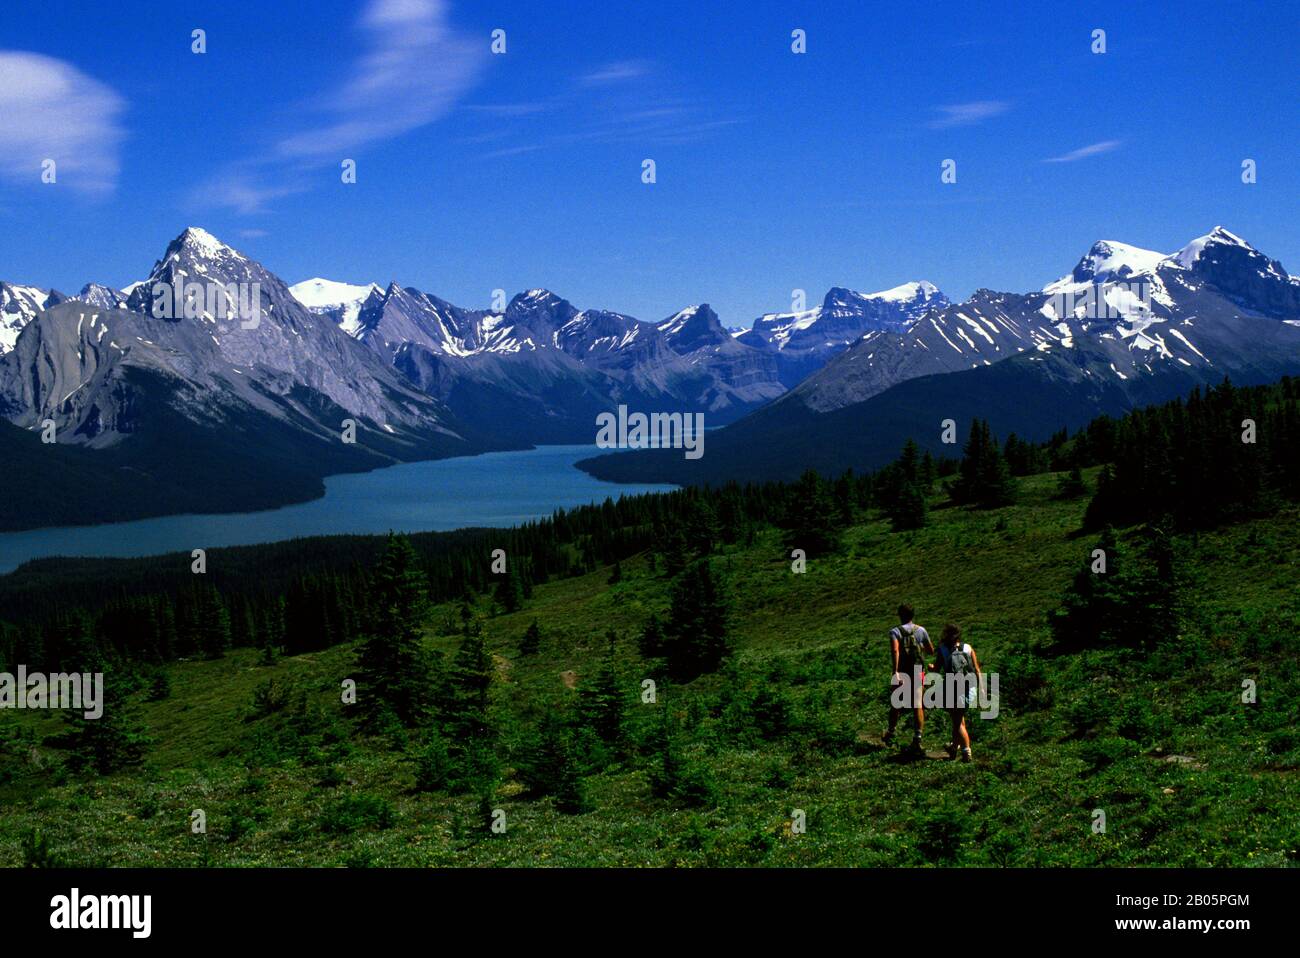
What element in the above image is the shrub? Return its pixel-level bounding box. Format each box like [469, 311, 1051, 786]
[22, 829, 59, 868]
[318, 794, 396, 834]
[1078, 736, 1138, 772]
[249, 678, 292, 719]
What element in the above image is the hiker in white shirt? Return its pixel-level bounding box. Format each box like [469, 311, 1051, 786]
[884, 603, 933, 754]
[935, 623, 982, 762]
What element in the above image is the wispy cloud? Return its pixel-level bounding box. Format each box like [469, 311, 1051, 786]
[199, 168, 307, 216]
[463, 102, 556, 118]
[471, 61, 737, 159]
[1043, 139, 1122, 163]
[196, 0, 485, 214]
[274, 0, 484, 160]
[0, 51, 126, 195]
[927, 100, 1009, 129]
[579, 60, 653, 86]
[481, 143, 547, 160]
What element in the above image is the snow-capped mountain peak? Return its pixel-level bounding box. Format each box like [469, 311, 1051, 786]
[1, 282, 66, 354]
[75, 283, 127, 310]
[289, 278, 383, 337]
[736, 281, 949, 385]
[289, 278, 381, 311]
[658, 304, 710, 336]
[176, 226, 234, 259]
[1165, 226, 1299, 318]
[657, 304, 732, 354]
[1045, 240, 1169, 294]
[868, 279, 942, 303]
[1171, 226, 1254, 269]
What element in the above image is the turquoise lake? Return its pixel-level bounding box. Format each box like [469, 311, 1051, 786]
[0, 445, 673, 574]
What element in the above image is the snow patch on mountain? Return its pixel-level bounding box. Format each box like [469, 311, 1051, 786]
[1044, 240, 1169, 295]
[289, 278, 380, 311]
[1171, 226, 1251, 269]
[289, 278, 382, 335]
[1, 283, 62, 354]
[870, 280, 942, 304]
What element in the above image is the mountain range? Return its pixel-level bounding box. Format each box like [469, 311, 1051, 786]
[0, 227, 937, 528]
[579, 227, 1300, 483]
[2, 225, 1298, 528]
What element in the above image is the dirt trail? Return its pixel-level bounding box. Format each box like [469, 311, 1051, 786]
[857, 731, 960, 762]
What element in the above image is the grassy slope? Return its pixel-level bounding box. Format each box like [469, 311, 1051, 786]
[2, 468, 1297, 867]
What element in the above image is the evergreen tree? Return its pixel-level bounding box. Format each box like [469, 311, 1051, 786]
[716, 491, 746, 544]
[55, 610, 100, 674]
[354, 534, 435, 729]
[65, 672, 150, 775]
[663, 560, 731, 680]
[888, 479, 928, 532]
[661, 529, 689, 578]
[638, 614, 665, 659]
[1056, 463, 1088, 499]
[953, 420, 1017, 508]
[194, 585, 232, 660]
[782, 470, 841, 556]
[1082, 464, 1122, 530]
[1048, 525, 1185, 651]
[919, 453, 936, 492]
[519, 708, 587, 813]
[880, 441, 929, 531]
[444, 630, 494, 739]
[495, 565, 524, 614]
[520, 619, 542, 656]
[580, 650, 626, 749]
[683, 498, 721, 556]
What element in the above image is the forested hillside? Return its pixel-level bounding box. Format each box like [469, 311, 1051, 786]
[1, 378, 1297, 867]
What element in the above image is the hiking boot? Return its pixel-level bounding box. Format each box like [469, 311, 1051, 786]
[882, 730, 895, 747]
[960, 747, 972, 763]
[945, 741, 958, 759]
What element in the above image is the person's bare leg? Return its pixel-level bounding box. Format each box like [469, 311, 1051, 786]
[954, 709, 971, 761]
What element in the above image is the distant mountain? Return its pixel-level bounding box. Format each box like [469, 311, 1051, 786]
[1, 282, 67, 354]
[737, 281, 949, 386]
[579, 227, 1300, 484]
[7, 223, 1298, 527]
[0, 229, 494, 530]
[293, 283, 786, 439]
[75, 283, 128, 311]
[288, 278, 382, 335]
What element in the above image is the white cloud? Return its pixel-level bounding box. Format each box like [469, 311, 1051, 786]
[275, 0, 484, 160]
[468, 61, 735, 159]
[200, 169, 306, 216]
[927, 100, 1009, 129]
[0, 51, 126, 194]
[198, 0, 484, 213]
[579, 60, 653, 86]
[1043, 140, 1122, 163]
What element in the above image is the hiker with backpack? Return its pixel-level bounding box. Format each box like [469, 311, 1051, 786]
[935, 623, 982, 762]
[884, 604, 933, 754]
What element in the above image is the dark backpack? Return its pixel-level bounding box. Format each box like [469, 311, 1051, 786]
[946, 642, 974, 676]
[943, 642, 977, 709]
[896, 623, 925, 666]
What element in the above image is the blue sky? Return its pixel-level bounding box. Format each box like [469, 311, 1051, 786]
[1, 0, 1297, 326]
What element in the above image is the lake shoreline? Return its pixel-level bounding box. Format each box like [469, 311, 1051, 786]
[0, 445, 677, 575]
